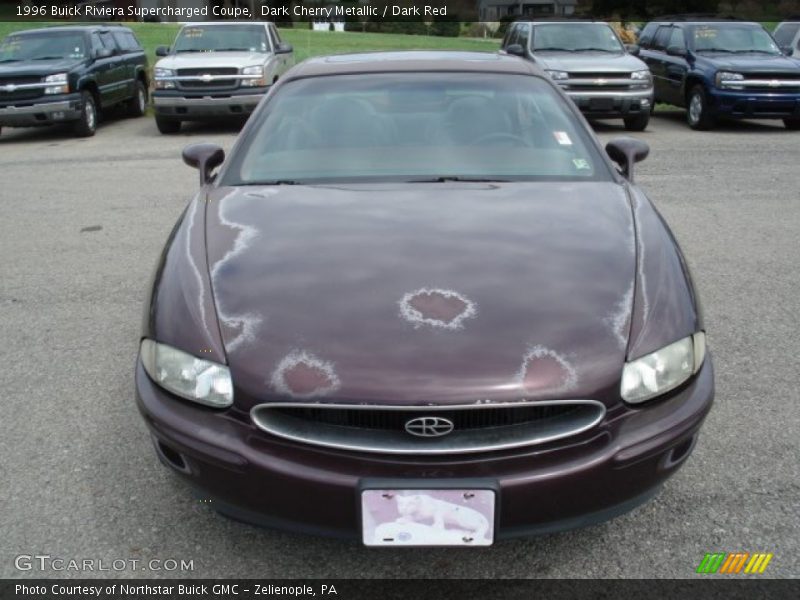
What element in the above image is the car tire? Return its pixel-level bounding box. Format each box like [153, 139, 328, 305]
[155, 117, 181, 134]
[624, 113, 650, 132]
[686, 85, 715, 130]
[73, 91, 97, 137]
[784, 118, 800, 130]
[128, 81, 147, 118]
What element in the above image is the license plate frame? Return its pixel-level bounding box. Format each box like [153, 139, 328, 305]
[361, 488, 495, 547]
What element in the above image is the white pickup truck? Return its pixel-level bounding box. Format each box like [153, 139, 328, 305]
[151, 21, 293, 134]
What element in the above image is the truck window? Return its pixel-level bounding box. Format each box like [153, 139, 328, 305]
[773, 23, 800, 47]
[653, 26, 672, 51]
[668, 27, 686, 50]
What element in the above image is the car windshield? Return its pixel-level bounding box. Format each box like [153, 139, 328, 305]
[223, 73, 610, 185]
[690, 24, 781, 54]
[173, 25, 268, 53]
[0, 31, 87, 62]
[532, 23, 624, 52]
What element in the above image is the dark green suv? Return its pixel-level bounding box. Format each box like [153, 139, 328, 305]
[0, 25, 148, 137]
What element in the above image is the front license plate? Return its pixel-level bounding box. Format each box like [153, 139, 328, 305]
[361, 489, 495, 547]
[589, 97, 615, 111]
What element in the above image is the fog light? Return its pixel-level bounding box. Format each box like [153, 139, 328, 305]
[52, 111, 65, 120]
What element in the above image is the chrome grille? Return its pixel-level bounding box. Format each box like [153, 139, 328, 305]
[176, 67, 239, 90]
[0, 77, 45, 103]
[566, 72, 635, 91]
[251, 400, 606, 455]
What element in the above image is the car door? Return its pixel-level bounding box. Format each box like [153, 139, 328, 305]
[661, 27, 690, 107]
[89, 32, 116, 107]
[97, 31, 125, 105]
[112, 30, 144, 100]
[646, 26, 674, 102]
[266, 24, 292, 79]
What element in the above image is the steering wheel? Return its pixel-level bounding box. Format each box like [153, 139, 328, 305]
[471, 132, 530, 146]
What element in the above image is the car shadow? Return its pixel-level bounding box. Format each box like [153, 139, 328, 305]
[0, 105, 138, 144]
[162, 118, 246, 137]
[650, 110, 790, 133]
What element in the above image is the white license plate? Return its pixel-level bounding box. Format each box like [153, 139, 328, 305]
[361, 489, 495, 547]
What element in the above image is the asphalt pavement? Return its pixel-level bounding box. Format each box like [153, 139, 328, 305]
[1, 109, 798, 579]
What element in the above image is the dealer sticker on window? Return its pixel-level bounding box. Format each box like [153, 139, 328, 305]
[553, 131, 573, 145]
[361, 489, 494, 547]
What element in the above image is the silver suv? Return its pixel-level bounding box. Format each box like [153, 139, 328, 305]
[502, 20, 654, 131]
[152, 21, 293, 134]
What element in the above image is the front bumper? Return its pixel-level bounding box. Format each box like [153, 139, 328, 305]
[564, 88, 653, 118]
[0, 93, 82, 127]
[152, 88, 267, 120]
[134, 356, 714, 540]
[707, 88, 800, 119]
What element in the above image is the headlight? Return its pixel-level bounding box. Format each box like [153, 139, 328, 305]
[241, 65, 266, 87]
[621, 332, 706, 404]
[140, 339, 233, 408]
[546, 70, 569, 82]
[154, 68, 176, 89]
[631, 70, 652, 86]
[716, 71, 745, 88]
[43, 72, 69, 95]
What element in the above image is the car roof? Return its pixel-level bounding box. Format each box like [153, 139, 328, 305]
[647, 19, 760, 26]
[179, 21, 273, 27]
[10, 25, 132, 35]
[288, 51, 541, 79]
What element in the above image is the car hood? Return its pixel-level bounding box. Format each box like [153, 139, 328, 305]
[695, 53, 800, 72]
[0, 57, 85, 78]
[204, 182, 637, 407]
[534, 52, 646, 73]
[155, 52, 269, 70]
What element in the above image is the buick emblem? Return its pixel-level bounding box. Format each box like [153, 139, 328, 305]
[404, 416, 454, 438]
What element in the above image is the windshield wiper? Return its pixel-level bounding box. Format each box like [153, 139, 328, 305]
[215, 48, 252, 52]
[407, 176, 510, 183]
[175, 49, 203, 53]
[0, 58, 21, 63]
[534, 47, 572, 52]
[574, 48, 617, 52]
[32, 55, 64, 60]
[244, 180, 300, 186]
[696, 48, 735, 53]
[731, 49, 778, 54]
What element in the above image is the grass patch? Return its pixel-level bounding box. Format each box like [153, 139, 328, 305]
[0, 21, 498, 68]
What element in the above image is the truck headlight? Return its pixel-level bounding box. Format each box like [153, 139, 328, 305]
[546, 70, 569, 82]
[43, 72, 69, 95]
[241, 65, 266, 87]
[716, 71, 745, 88]
[620, 333, 706, 404]
[154, 68, 176, 89]
[140, 339, 233, 408]
[631, 69, 652, 88]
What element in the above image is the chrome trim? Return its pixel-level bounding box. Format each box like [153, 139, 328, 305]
[0, 100, 73, 116]
[0, 81, 48, 92]
[720, 79, 800, 88]
[153, 93, 265, 107]
[155, 74, 263, 82]
[250, 400, 606, 455]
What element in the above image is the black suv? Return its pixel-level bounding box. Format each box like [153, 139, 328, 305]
[639, 18, 800, 130]
[0, 25, 148, 137]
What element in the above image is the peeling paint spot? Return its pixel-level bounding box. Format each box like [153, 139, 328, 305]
[517, 346, 578, 394]
[399, 288, 477, 330]
[271, 351, 340, 399]
[605, 284, 634, 350]
[210, 191, 269, 351]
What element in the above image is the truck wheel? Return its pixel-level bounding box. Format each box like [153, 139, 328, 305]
[128, 81, 147, 118]
[155, 117, 181, 134]
[784, 118, 800, 130]
[624, 113, 650, 132]
[73, 91, 97, 137]
[686, 85, 715, 130]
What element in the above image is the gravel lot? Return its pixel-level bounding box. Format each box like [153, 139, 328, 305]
[1, 110, 798, 579]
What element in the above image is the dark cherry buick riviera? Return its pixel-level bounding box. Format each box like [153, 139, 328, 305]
[136, 51, 714, 546]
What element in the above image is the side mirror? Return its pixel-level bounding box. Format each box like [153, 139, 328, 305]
[605, 137, 649, 182]
[666, 45, 688, 57]
[275, 43, 293, 54]
[780, 45, 793, 55]
[95, 47, 113, 59]
[505, 44, 525, 57]
[182, 143, 225, 185]
[626, 44, 641, 56]
[155, 46, 169, 57]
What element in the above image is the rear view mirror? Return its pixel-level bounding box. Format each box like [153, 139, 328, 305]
[182, 143, 225, 185]
[606, 137, 649, 183]
[95, 47, 113, 59]
[155, 46, 169, 57]
[666, 45, 688, 57]
[505, 44, 525, 57]
[276, 43, 293, 55]
[626, 44, 641, 56]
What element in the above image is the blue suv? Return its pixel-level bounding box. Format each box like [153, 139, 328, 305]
[639, 19, 800, 130]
